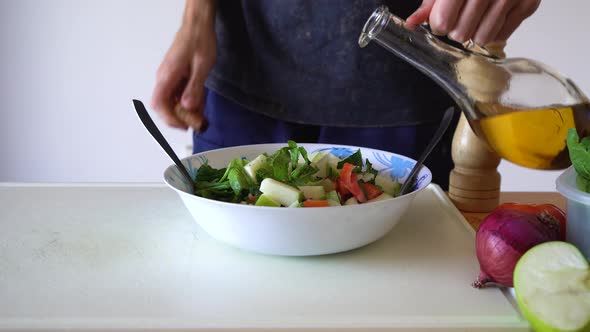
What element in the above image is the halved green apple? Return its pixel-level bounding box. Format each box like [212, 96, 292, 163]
[514, 241, 590, 332]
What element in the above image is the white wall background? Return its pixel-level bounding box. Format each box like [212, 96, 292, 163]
[0, 0, 587, 191]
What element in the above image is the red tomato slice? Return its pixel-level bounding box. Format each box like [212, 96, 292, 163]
[349, 174, 366, 202]
[361, 183, 382, 200]
[340, 163, 354, 184]
[336, 178, 350, 196]
[339, 163, 367, 203]
[337, 163, 354, 199]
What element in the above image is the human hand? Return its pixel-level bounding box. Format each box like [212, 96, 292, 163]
[406, 0, 541, 45]
[151, 0, 216, 131]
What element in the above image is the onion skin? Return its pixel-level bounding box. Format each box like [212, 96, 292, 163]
[473, 208, 561, 288]
[497, 203, 566, 241]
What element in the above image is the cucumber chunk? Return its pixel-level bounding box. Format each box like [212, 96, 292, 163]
[260, 178, 303, 207]
[344, 197, 359, 205]
[375, 174, 401, 197]
[326, 190, 341, 205]
[367, 192, 393, 203]
[244, 154, 269, 183]
[311, 153, 341, 178]
[298, 185, 326, 200]
[319, 178, 336, 193]
[255, 194, 281, 207]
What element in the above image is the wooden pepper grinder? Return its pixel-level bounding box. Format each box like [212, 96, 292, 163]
[448, 42, 506, 212]
[448, 113, 501, 212]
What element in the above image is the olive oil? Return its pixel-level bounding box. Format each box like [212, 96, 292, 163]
[359, 6, 590, 170]
[471, 103, 590, 170]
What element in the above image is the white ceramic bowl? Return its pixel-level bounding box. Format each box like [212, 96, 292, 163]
[164, 143, 432, 256]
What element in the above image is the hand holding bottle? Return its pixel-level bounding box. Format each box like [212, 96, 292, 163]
[406, 0, 541, 45]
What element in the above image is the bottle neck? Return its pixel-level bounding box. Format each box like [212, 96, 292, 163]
[359, 6, 477, 116]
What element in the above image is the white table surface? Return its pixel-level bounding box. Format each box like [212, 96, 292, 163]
[0, 183, 529, 331]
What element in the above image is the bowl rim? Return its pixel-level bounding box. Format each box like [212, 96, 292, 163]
[163, 143, 433, 210]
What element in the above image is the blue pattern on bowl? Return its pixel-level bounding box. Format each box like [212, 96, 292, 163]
[372, 152, 415, 181]
[414, 174, 429, 191]
[310, 147, 356, 159]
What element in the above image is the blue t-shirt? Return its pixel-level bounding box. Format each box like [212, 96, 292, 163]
[205, 0, 455, 127]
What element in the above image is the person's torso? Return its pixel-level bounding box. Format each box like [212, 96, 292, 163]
[205, 0, 455, 127]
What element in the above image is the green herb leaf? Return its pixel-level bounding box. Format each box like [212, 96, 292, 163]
[255, 166, 273, 183]
[326, 165, 340, 180]
[194, 161, 226, 183]
[270, 148, 291, 182]
[195, 181, 231, 190]
[364, 159, 378, 184]
[575, 174, 590, 193]
[288, 140, 300, 166]
[228, 168, 250, 195]
[298, 147, 311, 164]
[249, 185, 262, 196]
[567, 128, 590, 180]
[198, 157, 252, 201]
[365, 159, 378, 177]
[289, 164, 319, 185]
[218, 158, 244, 183]
[194, 181, 238, 202]
[337, 149, 363, 169]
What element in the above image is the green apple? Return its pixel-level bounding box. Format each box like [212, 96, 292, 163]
[514, 241, 590, 332]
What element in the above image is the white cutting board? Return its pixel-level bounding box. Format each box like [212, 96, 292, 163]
[0, 184, 528, 331]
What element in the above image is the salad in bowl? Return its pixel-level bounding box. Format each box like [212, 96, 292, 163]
[164, 142, 431, 256]
[188, 141, 403, 208]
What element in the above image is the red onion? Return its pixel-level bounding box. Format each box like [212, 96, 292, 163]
[472, 208, 561, 288]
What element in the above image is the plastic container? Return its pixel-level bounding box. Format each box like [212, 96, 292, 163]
[556, 166, 590, 259]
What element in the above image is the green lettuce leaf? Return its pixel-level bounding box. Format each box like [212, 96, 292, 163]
[337, 149, 363, 169]
[287, 140, 300, 166]
[289, 164, 319, 185]
[194, 157, 251, 202]
[575, 174, 590, 193]
[270, 148, 291, 182]
[228, 168, 250, 195]
[194, 160, 226, 183]
[364, 159, 378, 184]
[326, 165, 340, 180]
[566, 128, 590, 180]
[298, 146, 311, 164]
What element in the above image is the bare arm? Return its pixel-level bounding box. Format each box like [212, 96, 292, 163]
[151, 0, 216, 131]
